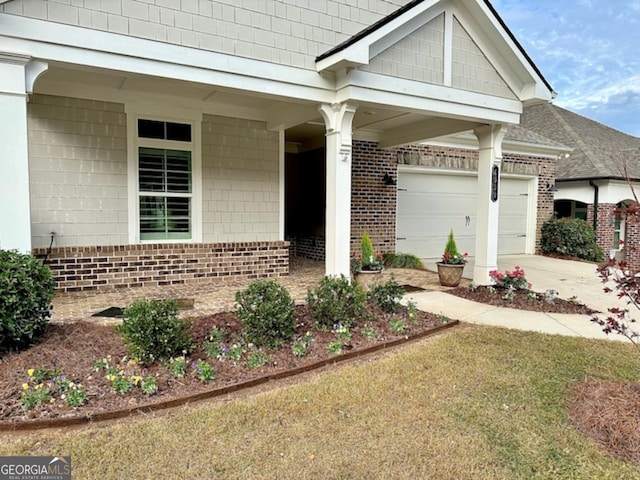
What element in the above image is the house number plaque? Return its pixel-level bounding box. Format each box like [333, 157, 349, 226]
[491, 165, 499, 202]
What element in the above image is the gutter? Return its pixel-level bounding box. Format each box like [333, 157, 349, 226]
[556, 176, 640, 183]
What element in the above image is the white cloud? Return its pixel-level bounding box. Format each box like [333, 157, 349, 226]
[492, 0, 640, 136]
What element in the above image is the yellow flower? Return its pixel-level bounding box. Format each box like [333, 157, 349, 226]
[22, 383, 29, 390]
[27, 369, 34, 377]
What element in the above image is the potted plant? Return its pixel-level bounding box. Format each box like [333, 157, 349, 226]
[436, 230, 468, 287]
[359, 233, 383, 273]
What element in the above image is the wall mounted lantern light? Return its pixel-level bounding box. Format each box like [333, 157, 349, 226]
[383, 173, 396, 186]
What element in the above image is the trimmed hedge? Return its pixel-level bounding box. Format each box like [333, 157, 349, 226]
[307, 275, 367, 328]
[119, 299, 193, 364]
[235, 280, 296, 348]
[541, 217, 604, 262]
[0, 250, 55, 352]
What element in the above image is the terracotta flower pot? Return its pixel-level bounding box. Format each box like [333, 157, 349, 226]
[436, 263, 465, 287]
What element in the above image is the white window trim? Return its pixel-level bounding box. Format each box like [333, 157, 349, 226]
[126, 104, 203, 244]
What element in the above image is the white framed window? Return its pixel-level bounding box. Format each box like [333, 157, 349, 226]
[126, 105, 202, 243]
[613, 200, 632, 249]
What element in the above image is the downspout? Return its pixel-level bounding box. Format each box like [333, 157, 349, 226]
[589, 180, 599, 232]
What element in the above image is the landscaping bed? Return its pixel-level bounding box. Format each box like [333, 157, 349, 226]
[0, 304, 452, 428]
[447, 285, 597, 314]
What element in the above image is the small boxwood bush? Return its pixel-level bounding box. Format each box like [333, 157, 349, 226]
[306, 275, 366, 328]
[0, 250, 55, 352]
[235, 280, 296, 348]
[119, 299, 193, 364]
[541, 217, 604, 262]
[368, 277, 405, 313]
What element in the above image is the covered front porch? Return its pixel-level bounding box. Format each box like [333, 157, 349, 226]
[0, 0, 554, 289]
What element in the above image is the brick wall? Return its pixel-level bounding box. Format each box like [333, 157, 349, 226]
[587, 203, 616, 254]
[34, 241, 289, 292]
[351, 141, 398, 255]
[586, 202, 640, 270]
[624, 214, 640, 271]
[288, 236, 325, 261]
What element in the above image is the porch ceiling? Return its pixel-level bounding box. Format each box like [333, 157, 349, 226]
[35, 63, 484, 149]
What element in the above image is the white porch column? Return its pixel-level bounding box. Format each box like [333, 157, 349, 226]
[473, 124, 506, 284]
[319, 102, 357, 278]
[0, 53, 33, 252]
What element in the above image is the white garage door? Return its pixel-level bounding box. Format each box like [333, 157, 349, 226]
[396, 171, 533, 259]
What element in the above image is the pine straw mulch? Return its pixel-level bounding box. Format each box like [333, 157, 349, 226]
[569, 381, 640, 466]
[0, 304, 446, 427]
[447, 286, 597, 315]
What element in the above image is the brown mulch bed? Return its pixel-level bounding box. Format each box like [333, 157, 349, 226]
[447, 286, 597, 314]
[0, 304, 447, 427]
[569, 381, 640, 466]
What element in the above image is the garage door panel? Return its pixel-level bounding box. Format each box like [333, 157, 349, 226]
[397, 171, 532, 258]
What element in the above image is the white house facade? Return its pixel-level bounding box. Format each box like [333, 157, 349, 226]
[0, 0, 554, 291]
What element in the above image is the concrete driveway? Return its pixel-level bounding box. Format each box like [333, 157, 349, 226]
[425, 254, 624, 314]
[415, 254, 633, 341]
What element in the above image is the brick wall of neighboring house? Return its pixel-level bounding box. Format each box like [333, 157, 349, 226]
[587, 203, 640, 270]
[34, 241, 289, 292]
[624, 215, 640, 271]
[587, 203, 616, 255]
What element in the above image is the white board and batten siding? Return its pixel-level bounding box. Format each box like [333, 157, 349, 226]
[396, 168, 537, 260]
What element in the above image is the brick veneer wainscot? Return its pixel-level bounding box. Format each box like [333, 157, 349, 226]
[34, 241, 289, 292]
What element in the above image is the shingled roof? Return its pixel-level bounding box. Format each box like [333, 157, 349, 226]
[520, 103, 640, 181]
[503, 123, 570, 151]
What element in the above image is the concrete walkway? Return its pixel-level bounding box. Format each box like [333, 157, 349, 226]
[414, 254, 628, 342]
[52, 254, 632, 343]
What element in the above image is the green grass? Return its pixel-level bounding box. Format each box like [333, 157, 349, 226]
[2, 326, 639, 479]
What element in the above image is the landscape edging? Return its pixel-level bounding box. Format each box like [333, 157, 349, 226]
[1, 320, 459, 431]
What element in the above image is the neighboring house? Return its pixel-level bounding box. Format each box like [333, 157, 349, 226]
[520, 103, 640, 268]
[0, 0, 554, 292]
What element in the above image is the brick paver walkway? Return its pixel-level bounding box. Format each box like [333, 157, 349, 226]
[52, 257, 462, 324]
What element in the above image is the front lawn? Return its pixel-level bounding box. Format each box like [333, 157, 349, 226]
[1, 326, 638, 479]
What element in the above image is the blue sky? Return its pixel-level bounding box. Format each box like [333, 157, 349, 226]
[491, 0, 640, 137]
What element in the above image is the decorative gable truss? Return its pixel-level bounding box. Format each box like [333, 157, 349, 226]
[317, 0, 552, 128]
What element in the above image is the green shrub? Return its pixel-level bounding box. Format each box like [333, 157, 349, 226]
[0, 250, 55, 352]
[382, 252, 424, 269]
[118, 299, 193, 364]
[306, 275, 367, 328]
[541, 217, 604, 262]
[235, 280, 296, 348]
[368, 277, 405, 313]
